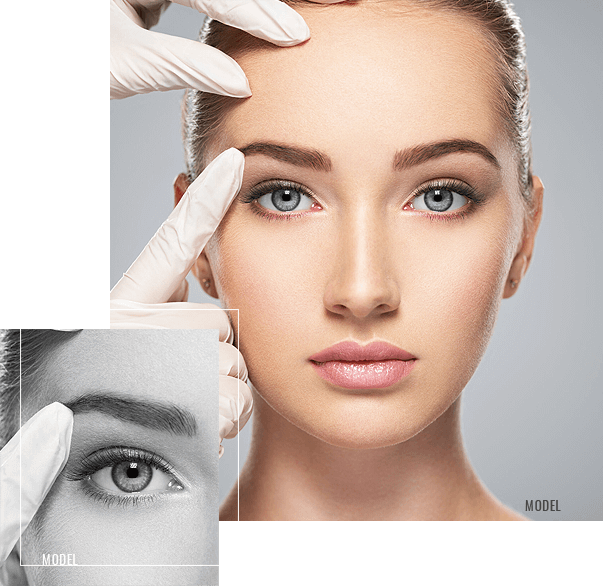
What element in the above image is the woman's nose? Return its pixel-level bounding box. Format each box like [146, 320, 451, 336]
[323, 214, 401, 319]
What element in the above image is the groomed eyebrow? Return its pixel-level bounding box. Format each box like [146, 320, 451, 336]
[393, 139, 501, 171]
[240, 142, 332, 172]
[239, 138, 500, 174]
[64, 394, 197, 437]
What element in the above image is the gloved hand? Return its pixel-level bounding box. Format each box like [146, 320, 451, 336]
[0, 403, 73, 566]
[111, 0, 345, 100]
[111, 148, 253, 458]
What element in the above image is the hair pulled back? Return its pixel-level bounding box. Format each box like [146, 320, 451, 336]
[183, 0, 534, 214]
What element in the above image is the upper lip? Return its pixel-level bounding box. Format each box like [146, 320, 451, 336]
[309, 341, 416, 363]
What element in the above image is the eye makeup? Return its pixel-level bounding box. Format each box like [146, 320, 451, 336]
[239, 179, 323, 221]
[402, 178, 488, 223]
[63, 445, 186, 508]
[240, 176, 488, 223]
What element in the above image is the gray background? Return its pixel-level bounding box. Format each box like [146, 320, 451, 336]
[111, 0, 603, 520]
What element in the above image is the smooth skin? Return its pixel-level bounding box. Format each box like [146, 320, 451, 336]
[176, 1, 544, 520]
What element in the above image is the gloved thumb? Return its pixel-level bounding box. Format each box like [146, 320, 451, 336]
[0, 403, 73, 564]
[111, 2, 251, 98]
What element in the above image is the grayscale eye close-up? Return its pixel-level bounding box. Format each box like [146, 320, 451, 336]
[0, 329, 219, 586]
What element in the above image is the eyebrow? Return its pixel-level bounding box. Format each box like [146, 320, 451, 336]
[239, 142, 332, 172]
[64, 394, 198, 437]
[239, 138, 500, 174]
[393, 139, 501, 171]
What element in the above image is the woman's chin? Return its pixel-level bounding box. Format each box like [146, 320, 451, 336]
[272, 402, 434, 451]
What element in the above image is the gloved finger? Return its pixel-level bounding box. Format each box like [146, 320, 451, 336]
[0, 403, 73, 564]
[220, 377, 253, 439]
[111, 2, 251, 98]
[0, 548, 25, 586]
[110, 300, 234, 343]
[167, 278, 189, 303]
[219, 376, 253, 457]
[111, 148, 244, 304]
[173, 0, 310, 47]
[219, 341, 248, 380]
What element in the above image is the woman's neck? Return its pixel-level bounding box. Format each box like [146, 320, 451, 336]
[220, 393, 521, 521]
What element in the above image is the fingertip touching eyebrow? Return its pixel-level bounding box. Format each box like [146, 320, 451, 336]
[64, 394, 198, 437]
[239, 139, 501, 172]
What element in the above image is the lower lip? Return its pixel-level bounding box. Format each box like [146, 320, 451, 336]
[311, 359, 416, 389]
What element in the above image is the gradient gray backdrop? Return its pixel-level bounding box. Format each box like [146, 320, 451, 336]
[111, 0, 603, 520]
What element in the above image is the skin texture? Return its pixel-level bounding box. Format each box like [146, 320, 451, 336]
[16, 330, 218, 585]
[177, 2, 543, 520]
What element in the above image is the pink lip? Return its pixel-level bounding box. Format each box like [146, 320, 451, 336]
[309, 341, 416, 390]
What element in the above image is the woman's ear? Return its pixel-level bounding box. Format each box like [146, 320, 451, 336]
[503, 175, 544, 299]
[173, 173, 219, 299]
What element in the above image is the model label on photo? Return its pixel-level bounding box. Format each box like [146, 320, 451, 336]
[525, 500, 561, 512]
[41, 553, 77, 566]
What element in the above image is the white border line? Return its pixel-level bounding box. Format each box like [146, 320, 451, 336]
[18, 323, 228, 567]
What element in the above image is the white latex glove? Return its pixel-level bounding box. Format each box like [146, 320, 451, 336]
[0, 403, 73, 565]
[111, 148, 253, 458]
[111, 0, 346, 99]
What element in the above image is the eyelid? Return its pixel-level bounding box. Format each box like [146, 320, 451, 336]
[241, 177, 484, 220]
[64, 445, 186, 489]
[405, 178, 485, 209]
[240, 179, 318, 206]
[243, 178, 480, 206]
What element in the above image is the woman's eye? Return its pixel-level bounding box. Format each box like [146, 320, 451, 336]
[257, 187, 314, 213]
[90, 460, 181, 494]
[411, 188, 468, 212]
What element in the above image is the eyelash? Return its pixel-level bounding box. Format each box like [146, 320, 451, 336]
[64, 446, 181, 508]
[240, 179, 319, 221]
[406, 178, 486, 223]
[241, 178, 485, 222]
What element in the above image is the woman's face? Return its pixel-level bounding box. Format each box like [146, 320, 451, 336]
[20, 330, 218, 586]
[205, 4, 533, 448]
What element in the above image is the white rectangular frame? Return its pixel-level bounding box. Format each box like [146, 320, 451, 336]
[18, 313, 239, 567]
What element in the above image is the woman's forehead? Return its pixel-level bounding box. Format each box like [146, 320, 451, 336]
[23, 330, 218, 421]
[223, 4, 504, 161]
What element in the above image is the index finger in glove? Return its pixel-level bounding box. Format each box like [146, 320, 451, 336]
[111, 148, 244, 304]
[174, 0, 350, 48]
[174, 0, 309, 46]
[0, 403, 73, 564]
[111, 2, 251, 98]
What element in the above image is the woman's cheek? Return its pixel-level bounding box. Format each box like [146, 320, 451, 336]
[405, 220, 514, 386]
[214, 213, 328, 337]
[212, 214, 332, 415]
[21, 478, 211, 571]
